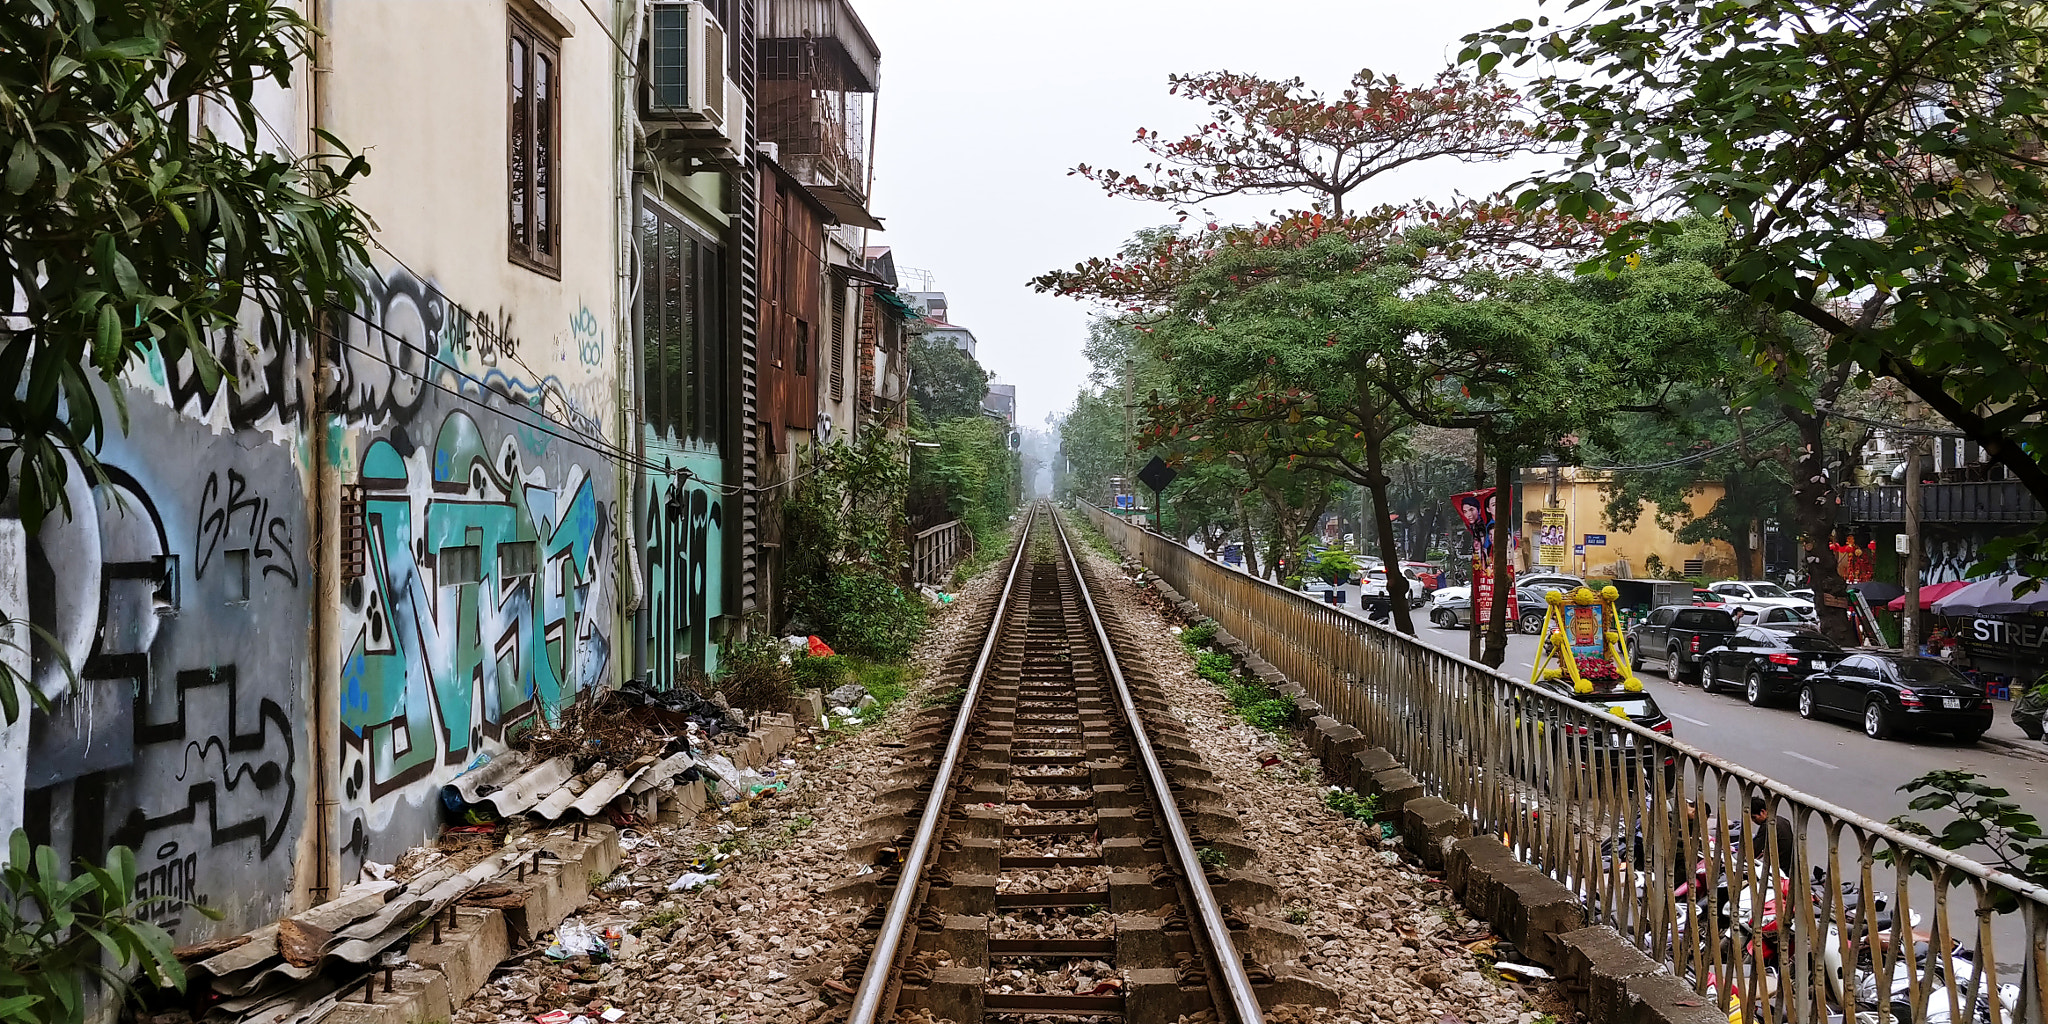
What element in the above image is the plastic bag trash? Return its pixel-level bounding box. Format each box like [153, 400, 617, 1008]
[602, 1009, 627, 1023]
[360, 860, 395, 882]
[535, 1012, 572, 1024]
[1494, 962, 1553, 981]
[545, 917, 610, 960]
[615, 830, 649, 851]
[602, 873, 636, 892]
[668, 871, 720, 891]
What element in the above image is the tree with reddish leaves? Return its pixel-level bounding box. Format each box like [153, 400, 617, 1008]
[1074, 69, 1542, 219]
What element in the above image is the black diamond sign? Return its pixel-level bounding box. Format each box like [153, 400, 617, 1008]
[1137, 456, 1177, 494]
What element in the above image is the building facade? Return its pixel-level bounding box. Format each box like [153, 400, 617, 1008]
[0, 0, 926, 951]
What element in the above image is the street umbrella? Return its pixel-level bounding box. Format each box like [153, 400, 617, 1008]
[1888, 579, 1971, 612]
[1852, 581, 1906, 606]
[1931, 573, 2048, 616]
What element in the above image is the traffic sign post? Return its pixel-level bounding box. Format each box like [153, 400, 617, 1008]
[1137, 456, 1177, 530]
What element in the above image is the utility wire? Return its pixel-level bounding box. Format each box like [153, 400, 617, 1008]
[1582, 420, 1794, 473]
[327, 310, 834, 497]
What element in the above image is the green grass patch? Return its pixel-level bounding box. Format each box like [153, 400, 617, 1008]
[1190, 648, 1294, 732]
[1324, 789, 1381, 820]
[1179, 620, 1218, 650]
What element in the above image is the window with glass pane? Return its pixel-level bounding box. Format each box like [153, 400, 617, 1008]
[509, 15, 560, 275]
[639, 197, 725, 448]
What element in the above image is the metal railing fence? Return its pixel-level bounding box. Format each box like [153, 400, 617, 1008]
[1081, 504, 2048, 1024]
[912, 520, 964, 587]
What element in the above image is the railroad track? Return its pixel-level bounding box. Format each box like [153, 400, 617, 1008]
[831, 503, 1332, 1024]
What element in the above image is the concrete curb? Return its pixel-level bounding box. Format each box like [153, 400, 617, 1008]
[1982, 733, 2048, 764]
[1143, 569, 1719, 1024]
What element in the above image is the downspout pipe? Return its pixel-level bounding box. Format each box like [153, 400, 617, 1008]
[305, 0, 340, 909]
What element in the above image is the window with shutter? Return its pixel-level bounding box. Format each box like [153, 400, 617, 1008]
[509, 14, 561, 276]
[829, 282, 846, 401]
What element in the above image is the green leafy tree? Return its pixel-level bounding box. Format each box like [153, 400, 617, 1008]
[0, 831, 214, 1024]
[1, 0, 372, 532]
[1056, 388, 1127, 504]
[1464, 0, 2048, 578]
[912, 415, 1018, 549]
[907, 332, 992, 424]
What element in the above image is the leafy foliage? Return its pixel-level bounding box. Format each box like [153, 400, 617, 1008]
[911, 416, 1018, 551]
[1464, 0, 2048, 579]
[0, 831, 211, 1024]
[0, 0, 373, 533]
[782, 431, 927, 660]
[1887, 771, 2048, 911]
[717, 630, 796, 713]
[907, 332, 992, 424]
[812, 570, 927, 661]
[1073, 68, 1539, 219]
[1324, 789, 1382, 821]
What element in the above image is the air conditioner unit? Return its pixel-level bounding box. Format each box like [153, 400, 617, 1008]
[646, 0, 739, 146]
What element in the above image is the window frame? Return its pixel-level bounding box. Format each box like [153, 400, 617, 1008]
[508, 12, 563, 277]
[638, 194, 727, 449]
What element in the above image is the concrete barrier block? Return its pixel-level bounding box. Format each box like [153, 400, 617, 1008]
[1498, 870, 1586, 970]
[1307, 715, 1342, 760]
[1319, 721, 1364, 765]
[404, 906, 507, 1004]
[1397, 797, 1471, 869]
[788, 690, 826, 727]
[1623, 972, 1722, 1024]
[1445, 834, 1516, 907]
[1557, 926, 1660, 1024]
[1366, 768, 1425, 816]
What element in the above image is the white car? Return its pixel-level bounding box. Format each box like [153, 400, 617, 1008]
[1431, 585, 1472, 605]
[1709, 580, 1815, 617]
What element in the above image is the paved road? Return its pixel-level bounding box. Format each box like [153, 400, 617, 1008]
[1381, 601, 2048, 830]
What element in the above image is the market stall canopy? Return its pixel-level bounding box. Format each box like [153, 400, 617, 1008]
[1852, 581, 1906, 605]
[1931, 573, 2048, 616]
[1888, 579, 1972, 611]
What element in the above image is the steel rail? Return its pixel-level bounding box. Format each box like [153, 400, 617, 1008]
[845, 507, 1038, 1024]
[1050, 507, 1268, 1024]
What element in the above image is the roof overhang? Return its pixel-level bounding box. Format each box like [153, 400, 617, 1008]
[807, 183, 884, 230]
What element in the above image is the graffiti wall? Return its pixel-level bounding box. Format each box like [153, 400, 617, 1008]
[640, 441, 725, 682]
[331, 266, 619, 869]
[10, 395, 310, 941]
[337, 406, 615, 861]
[0, 261, 622, 935]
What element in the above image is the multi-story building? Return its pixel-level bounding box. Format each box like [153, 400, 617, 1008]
[0, 0, 642, 939]
[0, 0, 920, 956]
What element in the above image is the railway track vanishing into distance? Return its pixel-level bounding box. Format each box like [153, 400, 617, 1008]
[832, 503, 1331, 1024]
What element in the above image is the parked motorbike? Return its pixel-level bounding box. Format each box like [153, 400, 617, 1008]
[2013, 682, 2048, 741]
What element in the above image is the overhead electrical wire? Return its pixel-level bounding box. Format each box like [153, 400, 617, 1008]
[1580, 419, 1795, 473]
[327, 306, 831, 497]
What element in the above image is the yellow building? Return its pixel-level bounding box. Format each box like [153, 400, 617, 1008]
[1516, 468, 1741, 580]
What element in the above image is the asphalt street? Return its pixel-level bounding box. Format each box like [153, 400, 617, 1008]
[1380, 600, 2048, 828]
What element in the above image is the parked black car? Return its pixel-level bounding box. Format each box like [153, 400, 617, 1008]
[1627, 605, 1740, 684]
[1427, 586, 1549, 631]
[1698, 627, 1844, 706]
[1797, 653, 1994, 743]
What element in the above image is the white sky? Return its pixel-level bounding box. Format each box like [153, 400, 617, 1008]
[857, 0, 1551, 428]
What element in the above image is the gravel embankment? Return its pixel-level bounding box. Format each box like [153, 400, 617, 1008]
[450, 523, 1572, 1024]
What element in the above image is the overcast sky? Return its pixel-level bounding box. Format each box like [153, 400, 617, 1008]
[857, 0, 1550, 428]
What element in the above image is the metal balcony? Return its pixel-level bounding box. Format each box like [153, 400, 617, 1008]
[1836, 480, 2045, 524]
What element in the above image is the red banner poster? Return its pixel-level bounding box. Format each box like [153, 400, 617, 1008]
[1453, 488, 1516, 625]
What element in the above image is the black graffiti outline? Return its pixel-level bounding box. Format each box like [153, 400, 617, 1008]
[196, 469, 301, 587]
[116, 665, 299, 859]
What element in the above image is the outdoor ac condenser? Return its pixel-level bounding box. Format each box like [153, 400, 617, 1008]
[646, 1, 738, 143]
